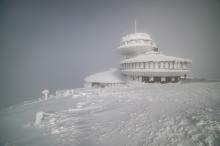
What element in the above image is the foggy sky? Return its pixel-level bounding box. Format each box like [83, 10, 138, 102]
[1, 0, 220, 109]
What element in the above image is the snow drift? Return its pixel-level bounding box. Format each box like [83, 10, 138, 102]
[0, 81, 220, 146]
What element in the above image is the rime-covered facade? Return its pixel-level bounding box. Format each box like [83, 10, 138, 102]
[84, 30, 192, 88]
[118, 32, 192, 83]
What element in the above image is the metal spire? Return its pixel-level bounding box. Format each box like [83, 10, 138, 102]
[134, 19, 137, 33]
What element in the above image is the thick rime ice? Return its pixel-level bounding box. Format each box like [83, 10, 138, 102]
[0, 81, 220, 146]
[85, 31, 192, 86]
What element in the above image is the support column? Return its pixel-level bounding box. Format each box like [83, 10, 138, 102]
[171, 77, 175, 82]
[149, 77, 154, 82]
[165, 62, 168, 69]
[174, 62, 177, 69]
[139, 76, 142, 82]
[146, 62, 149, 68]
[161, 77, 166, 83]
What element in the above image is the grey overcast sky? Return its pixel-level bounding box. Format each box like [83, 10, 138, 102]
[1, 0, 220, 109]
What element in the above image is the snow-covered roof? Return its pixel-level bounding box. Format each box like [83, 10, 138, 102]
[121, 51, 192, 63]
[121, 33, 153, 42]
[84, 68, 125, 84]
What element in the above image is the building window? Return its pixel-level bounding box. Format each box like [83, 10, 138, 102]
[165, 62, 168, 68]
[174, 62, 177, 69]
[160, 62, 164, 69]
[150, 62, 154, 69]
[155, 62, 158, 69]
[140, 62, 144, 68]
[145, 62, 149, 68]
[183, 62, 186, 69]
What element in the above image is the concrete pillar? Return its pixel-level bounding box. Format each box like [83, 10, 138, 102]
[168, 62, 171, 69]
[174, 62, 177, 69]
[146, 62, 149, 68]
[139, 76, 142, 82]
[177, 62, 180, 69]
[171, 77, 175, 82]
[140, 62, 144, 69]
[160, 62, 164, 69]
[149, 77, 154, 82]
[165, 62, 168, 68]
[161, 77, 166, 82]
[183, 63, 186, 69]
[170, 62, 174, 69]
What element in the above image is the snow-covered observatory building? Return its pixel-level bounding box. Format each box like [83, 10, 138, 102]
[118, 32, 192, 83]
[84, 25, 192, 87]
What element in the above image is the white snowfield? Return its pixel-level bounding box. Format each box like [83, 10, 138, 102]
[0, 81, 220, 146]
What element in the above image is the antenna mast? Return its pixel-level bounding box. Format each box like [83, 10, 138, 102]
[134, 19, 137, 33]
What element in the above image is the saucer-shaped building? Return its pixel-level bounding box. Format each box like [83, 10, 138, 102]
[118, 32, 192, 83]
[84, 30, 192, 87]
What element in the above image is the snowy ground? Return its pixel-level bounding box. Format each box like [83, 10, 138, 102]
[0, 81, 220, 146]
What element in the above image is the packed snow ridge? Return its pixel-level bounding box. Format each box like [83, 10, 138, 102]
[1, 81, 220, 146]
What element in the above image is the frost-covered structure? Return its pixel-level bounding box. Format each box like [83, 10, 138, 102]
[84, 68, 125, 88]
[85, 26, 192, 87]
[118, 32, 192, 83]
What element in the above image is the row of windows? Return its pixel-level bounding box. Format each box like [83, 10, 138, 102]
[120, 39, 153, 46]
[120, 62, 187, 70]
[129, 76, 181, 83]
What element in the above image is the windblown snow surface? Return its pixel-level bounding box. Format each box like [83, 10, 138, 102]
[1, 81, 220, 146]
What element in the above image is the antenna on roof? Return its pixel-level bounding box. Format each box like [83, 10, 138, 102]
[134, 19, 137, 33]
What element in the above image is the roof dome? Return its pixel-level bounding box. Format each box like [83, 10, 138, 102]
[121, 33, 152, 42]
[117, 32, 158, 57]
